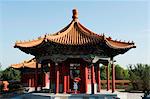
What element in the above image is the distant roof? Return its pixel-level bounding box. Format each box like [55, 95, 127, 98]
[11, 58, 37, 69]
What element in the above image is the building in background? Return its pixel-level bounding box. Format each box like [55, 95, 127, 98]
[11, 58, 49, 92]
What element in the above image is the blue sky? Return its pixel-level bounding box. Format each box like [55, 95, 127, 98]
[0, 0, 149, 69]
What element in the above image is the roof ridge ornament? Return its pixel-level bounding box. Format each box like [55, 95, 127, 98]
[72, 9, 78, 21]
[44, 34, 47, 42]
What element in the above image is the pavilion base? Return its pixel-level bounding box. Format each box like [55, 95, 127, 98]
[87, 84, 97, 94]
[24, 87, 41, 93]
[24, 84, 99, 94]
[20, 93, 117, 99]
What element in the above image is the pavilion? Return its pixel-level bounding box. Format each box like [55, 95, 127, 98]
[13, 9, 136, 94]
[11, 58, 48, 89]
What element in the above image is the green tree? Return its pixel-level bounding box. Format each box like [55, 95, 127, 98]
[128, 64, 150, 91]
[100, 64, 129, 80]
[115, 64, 129, 80]
[115, 64, 124, 80]
[100, 65, 106, 80]
[2, 67, 21, 81]
[141, 64, 150, 91]
[0, 62, 3, 80]
[123, 69, 129, 80]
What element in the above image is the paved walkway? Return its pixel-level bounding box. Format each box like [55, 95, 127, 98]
[100, 90, 144, 99]
[10, 90, 144, 99]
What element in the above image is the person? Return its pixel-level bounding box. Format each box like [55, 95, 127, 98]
[73, 81, 78, 94]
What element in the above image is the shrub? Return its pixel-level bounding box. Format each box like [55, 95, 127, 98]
[128, 64, 150, 91]
[8, 81, 23, 92]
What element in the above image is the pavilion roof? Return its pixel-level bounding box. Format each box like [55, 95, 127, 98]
[14, 9, 136, 57]
[105, 37, 135, 49]
[14, 9, 135, 49]
[14, 21, 102, 47]
[11, 58, 37, 69]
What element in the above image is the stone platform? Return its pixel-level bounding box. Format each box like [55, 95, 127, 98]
[10, 89, 144, 99]
[12, 93, 117, 99]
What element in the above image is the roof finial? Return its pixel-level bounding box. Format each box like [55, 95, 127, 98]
[72, 9, 78, 21]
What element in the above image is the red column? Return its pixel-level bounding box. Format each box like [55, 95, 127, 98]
[32, 76, 34, 87]
[63, 63, 67, 93]
[40, 64, 43, 90]
[85, 64, 88, 93]
[29, 78, 32, 87]
[49, 63, 51, 92]
[55, 63, 59, 94]
[63, 76, 67, 93]
[35, 62, 38, 91]
[97, 65, 101, 92]
[106, 64, 110, 91]
[67, 63, 70, 92]
[91, 64, 95, 94]
[111, 60, 115, 93]
[67, 75, 70, 92]
[79, 62, 84, 93]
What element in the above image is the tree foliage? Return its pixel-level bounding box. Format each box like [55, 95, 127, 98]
[1, 67, 21, 81]
[128, 64, 150, 91]
[115, 64, 129, 80]
[100, 64, 129, 80]
[0, 63, 3, 80]
[100, 65, 106, 80]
